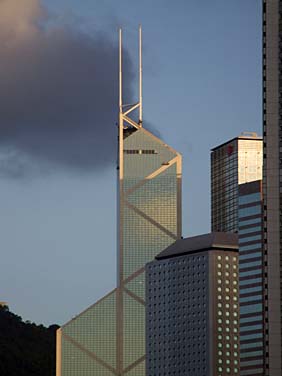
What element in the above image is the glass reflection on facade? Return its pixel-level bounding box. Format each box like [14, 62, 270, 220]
[239, 181, 264, 375]
[211, 134, 262, 233]
[56, 107, 182, 374]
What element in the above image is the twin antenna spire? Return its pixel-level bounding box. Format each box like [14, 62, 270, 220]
[119, 26, 143, 127]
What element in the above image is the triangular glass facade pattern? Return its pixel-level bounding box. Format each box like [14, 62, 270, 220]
[57, 124, 181, 376]
[56, 27, 182, 376]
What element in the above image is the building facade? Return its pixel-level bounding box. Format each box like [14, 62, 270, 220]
[146, 233, 239, 376]
[238, 180, 264, 375]
[56, 28, 182, 376]
[263, 1, 282, 374]
[211, 133, 262, 233]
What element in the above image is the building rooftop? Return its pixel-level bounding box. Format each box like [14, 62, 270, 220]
[211, 132, 262, 152]
[155, 232, 238, 260]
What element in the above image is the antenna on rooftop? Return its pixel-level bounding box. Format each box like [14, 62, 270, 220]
[119, 28, 122, 115]
[139, 25, 143, 126]
[118, 26, 143, 128]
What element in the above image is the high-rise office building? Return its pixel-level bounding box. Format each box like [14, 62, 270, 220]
[238, 180, 264, 375]
[263, 1, 282, 374]
[211, 133, 262, 233]
[56, 28, 182, 376]
[146, 232, 239, 376]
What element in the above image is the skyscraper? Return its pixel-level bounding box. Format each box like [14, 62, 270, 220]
[146, 232, 239, 376]
[211, 133, 262, 233]
[263, 1, 282, 374]
[238, 180, 264, 375]
[56, 27, 182, 376]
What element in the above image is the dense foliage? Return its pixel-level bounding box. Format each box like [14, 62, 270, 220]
[0, 306, 58, 376]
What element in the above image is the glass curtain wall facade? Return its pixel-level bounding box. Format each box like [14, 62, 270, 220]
[211, 134, 262, 233]
[146, 233, 239, 376]
[117, 123, 182, 374]
[56, 34, 182, 373]
[263, 1, 282, 374]
[238, 180, 264, 375]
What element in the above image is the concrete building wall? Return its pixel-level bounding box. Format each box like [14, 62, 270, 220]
[263, 1, 282, 374]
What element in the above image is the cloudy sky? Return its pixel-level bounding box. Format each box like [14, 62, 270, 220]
[0, 0, 261, 325]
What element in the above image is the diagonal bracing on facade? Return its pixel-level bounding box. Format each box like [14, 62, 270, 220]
[56, 27, 182, 376]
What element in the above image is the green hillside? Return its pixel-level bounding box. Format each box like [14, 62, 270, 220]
[0, 305, 58, 376]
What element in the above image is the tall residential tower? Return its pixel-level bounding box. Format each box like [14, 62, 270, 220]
[56, 28, 182, 376]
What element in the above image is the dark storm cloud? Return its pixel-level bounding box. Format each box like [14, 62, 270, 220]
[0, 0, 138, 176]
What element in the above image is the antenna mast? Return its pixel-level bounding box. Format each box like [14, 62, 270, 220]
[139, 25, 143, 126]
[118, 27, 142, 131]
[119, 28, 122, 114]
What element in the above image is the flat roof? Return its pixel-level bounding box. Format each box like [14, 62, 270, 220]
[155, 232, 238, 260]
[211, 133, 262, 152]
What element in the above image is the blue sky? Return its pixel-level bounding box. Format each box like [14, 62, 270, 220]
[0, 0, 261, 325]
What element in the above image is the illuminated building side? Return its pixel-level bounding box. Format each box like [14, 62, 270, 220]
[211, 134, 262, 233]
[56, 27, 182, 376]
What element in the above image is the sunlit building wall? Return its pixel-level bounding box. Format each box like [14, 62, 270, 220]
[211, 133, 262, 233]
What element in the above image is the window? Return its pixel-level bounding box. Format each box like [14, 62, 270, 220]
[239, 205, 261, 217]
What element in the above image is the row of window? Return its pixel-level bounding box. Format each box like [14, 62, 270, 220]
[124, 149, 158, 154]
